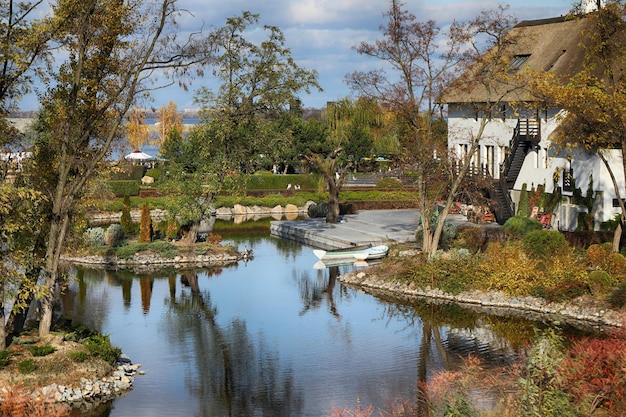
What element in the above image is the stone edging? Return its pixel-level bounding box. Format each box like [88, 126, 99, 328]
[1, 354, 140, 411]
[61, 251, 242, 270]
[339, 271, 625, 328]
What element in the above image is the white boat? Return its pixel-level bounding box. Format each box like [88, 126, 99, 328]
[313, 259, 370, 269]
[312, 244, 389, 261]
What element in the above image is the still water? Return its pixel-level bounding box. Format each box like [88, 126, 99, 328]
[61, 232, 571, 417]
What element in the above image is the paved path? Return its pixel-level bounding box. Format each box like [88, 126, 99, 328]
[270, 209, 480, 250]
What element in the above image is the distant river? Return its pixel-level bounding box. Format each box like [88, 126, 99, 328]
[62, 230, 592, 417]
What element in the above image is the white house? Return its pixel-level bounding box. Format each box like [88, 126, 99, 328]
[444, 1, 621, 231]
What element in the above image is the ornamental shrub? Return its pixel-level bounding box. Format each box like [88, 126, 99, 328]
[120, 194, 134, 234]
[68, 351, 89, 363]
[0, 350, 9, 368]
[17, 358, 36, 374]
[139, 203, 152, 243]
[83, 227, 105, 247]
[502, 215, 542, 240]
[521, 230, 569, 260]
[84, 334, 121, 364]
[587, 270, 614, 296]
[105, 223, 124, 247]
[27, 345, 55, 357]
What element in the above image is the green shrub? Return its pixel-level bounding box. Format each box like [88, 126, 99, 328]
[120, 194, 135, 234]
[0, 350, 9, 368]
[107, 180, 140, 196]
[18, 358, 37, 374]
[84, 227, 105, 247]
[145, 167, 162, 181]
[84, 334, 122, 364]
[587, 270, 614, 296]
[502, 215, 542, 240]
[521, 230, 569, 260]
[27, 345, 56, 357]
[105, 224, 125, 247]
[68, 351, 90, 363]
[114, 241, 178, 259]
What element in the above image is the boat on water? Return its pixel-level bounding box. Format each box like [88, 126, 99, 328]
[312, 244, 389, 262]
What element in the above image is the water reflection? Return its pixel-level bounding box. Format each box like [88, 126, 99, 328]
[166, 270, 302, 416]
[59, 236, 595, 417]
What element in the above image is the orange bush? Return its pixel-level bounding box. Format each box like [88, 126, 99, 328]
[0, 384, 69, 417]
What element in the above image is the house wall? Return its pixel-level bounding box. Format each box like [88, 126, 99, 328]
[447, 103, 625, 229]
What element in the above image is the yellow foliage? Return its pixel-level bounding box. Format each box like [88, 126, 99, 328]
[481, 243, 540, 295]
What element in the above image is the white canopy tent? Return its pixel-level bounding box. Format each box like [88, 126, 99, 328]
[124, 149, 155, 162]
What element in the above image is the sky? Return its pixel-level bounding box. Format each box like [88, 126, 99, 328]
[19, 0, 576, 111]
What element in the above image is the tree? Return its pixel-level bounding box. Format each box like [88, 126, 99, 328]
[154, 101, 183, 145]
[304, 98, 379, 223]
[0, 184, 45, 349]
[0, 0, 53, 146]
[162, 11, 321, 242]
[125, 106, 150, 151]
[346, 1, 519, 256]
[529, 2, 626, 252]
[0, 1, 57, 347]
[32, 0, 211, 337]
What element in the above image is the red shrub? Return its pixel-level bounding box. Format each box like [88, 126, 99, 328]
[559, 333, 626, 414]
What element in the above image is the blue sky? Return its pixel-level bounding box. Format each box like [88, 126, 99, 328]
[19, 0, 575, 111]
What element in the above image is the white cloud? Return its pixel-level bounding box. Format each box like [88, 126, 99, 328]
[18, 0, 574, 110]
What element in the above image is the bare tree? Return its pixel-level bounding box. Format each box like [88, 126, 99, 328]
[347, 1, 519, 256]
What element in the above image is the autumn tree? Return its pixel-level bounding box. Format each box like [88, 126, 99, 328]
[155, 100, 183, 145]
[346, 1, 519, 256]
[529, 2, 626, 252]
[162, 11, 320, 242]
[125, 106, 150, 151]
[31, 0, 211, 337]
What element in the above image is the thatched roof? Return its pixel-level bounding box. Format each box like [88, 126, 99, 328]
[442, 15, 594, 104]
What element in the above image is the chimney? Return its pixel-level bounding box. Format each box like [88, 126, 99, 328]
[582, 0, 605, 13]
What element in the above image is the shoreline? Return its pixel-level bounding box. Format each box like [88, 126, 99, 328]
[339, 270, 625, 329]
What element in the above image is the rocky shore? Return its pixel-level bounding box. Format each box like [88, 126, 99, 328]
[61, 249, 242, 271]
[31, 354, 141, 410]
[340, 270, 626, 329]
[87, 202, 311, 226]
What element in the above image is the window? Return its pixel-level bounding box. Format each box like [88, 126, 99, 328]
[509, 54, 530, 72]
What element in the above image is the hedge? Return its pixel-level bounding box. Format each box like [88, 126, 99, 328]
[107, 180, 140, 197]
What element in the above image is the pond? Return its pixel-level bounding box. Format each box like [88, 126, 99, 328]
[61, 230, 587, 417]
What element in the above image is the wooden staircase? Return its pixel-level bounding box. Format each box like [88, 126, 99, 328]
[492, 118, 540, 224]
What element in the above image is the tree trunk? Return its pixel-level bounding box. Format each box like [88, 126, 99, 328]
[185, 221, 200, 243]
[39, 213, 70, 337]
[0, 290, 5, 351]
[326, 175, 340, 223]
[613, 220, 623, 253]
